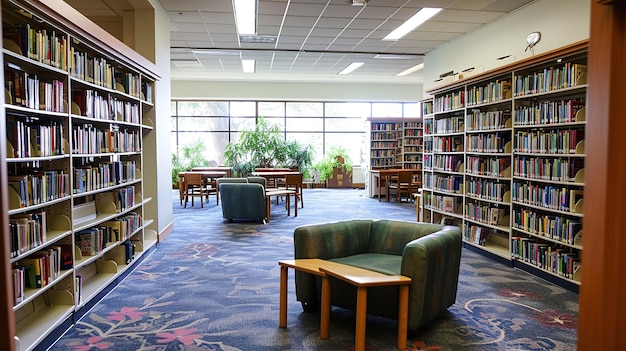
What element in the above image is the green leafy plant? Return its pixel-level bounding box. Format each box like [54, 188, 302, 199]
[313, 145, 353, 182]
[171, 140, 211, 186]
[224, 117, 315, 177]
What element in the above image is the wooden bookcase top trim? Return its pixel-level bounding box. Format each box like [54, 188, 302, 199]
[426, 40, 589, 96]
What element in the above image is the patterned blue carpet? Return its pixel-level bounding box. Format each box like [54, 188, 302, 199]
[50, 188, 578, 351]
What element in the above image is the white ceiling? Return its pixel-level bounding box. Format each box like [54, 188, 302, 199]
[63, 0, 535, 84]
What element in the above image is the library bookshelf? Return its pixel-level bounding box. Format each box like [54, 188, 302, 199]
[2, 0, 160, 349]
[422, 40, 587, 292]
[367, 118, 423, 198]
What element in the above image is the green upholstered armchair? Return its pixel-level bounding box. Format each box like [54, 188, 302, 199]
[293, 219, 462, 331]
[218, 182, 266, 223]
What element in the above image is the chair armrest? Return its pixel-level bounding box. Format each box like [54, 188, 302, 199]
[401, 226, 462, 329]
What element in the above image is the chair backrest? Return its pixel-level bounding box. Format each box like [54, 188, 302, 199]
[184, 172, 204, 186]
[397, 171, 413, 184]
[216, 177, 248, 188]
[247, 176, 267, 189]
[285, 173, 303, 189]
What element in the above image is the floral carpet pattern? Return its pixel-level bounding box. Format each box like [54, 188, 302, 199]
[50, 189, 578, 351]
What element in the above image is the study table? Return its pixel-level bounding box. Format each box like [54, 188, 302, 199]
[369, 168, 418, 202]
[249, 171, 300, 188]
[278, 258, 412, 351]
[178, 171, 227, 206]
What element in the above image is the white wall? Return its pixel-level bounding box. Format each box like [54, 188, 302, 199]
[423, 0, 590, 93]
[143, 0, 173, 236]
[172, 80, 423, 102]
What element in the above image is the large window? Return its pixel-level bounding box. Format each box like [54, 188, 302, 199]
[171, 100, 420, 167]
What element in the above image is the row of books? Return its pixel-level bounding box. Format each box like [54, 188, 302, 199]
[113, 186, 136, 212]
[466, 110, 511, 131]
[371, 131, 402, 140]
[463, 224, 492, 246]
[425, 174, 464, 194]
[514, 129, 585, 154]
[73, 160, 137, 194]
[73, 90, 141, 123]
[511, 237, 581, 280]
[513, 208, 582, 245]
[464, 203, 508, 226]
[8, 172, 70, 208]
[431, 195, 461, 213]
[466, 80, 512, 106]
[434, 90, 465, 112]
[371, 122, 403, 131]
[432, 154, 463, 172]
[71, 125, 141, 154]
[433, 116, 464, 134]
[7, 117, 65, 158]
[514, 156, 584, 183]
[370, 149, 397, 158]
[512, 183, 583, 213]
[15, 245, 70, 290]
[433, 135, 463, 152]
[69, 49, 115, 89]
[9, 211, 47, 258]
[5, 71, 65, 112]
[466, 156, 511, 177]
[465, 178, 509, 202]
[4, 24, 67, 69]
[75, 212, 140, 256]
[117, 73, 142, 98]
[514, 99, 585, 125]
[466, 133, 511, 153]
[514, 63, 587, 96]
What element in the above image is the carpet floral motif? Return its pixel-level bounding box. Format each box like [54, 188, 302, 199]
[50, 189, 578, 351]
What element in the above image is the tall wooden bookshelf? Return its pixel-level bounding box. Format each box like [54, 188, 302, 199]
[422, 41, 587, 292]
[1, 0, 159, 349]
[367, 118, 422, 198]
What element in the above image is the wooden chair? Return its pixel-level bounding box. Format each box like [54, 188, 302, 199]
[182, 172, 207, 208]
[387, 171, 417, 203]
[282, 172, 304, 208]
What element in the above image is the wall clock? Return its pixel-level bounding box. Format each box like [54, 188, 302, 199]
[526, 31, 541, 51]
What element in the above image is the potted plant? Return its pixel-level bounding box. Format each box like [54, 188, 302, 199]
[171, 140, 211, 187]
[313, 145, 353, 188]
[224, 117, 314, 177]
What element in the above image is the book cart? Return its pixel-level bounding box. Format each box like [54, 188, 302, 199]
[2, 0, 159, 349]
[421, 41, 587, 292]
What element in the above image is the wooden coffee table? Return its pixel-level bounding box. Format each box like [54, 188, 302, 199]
[265, 189, 297, 222]
[278, 259, 412, 351]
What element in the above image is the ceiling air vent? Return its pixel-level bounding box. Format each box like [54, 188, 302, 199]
[239, 35, 278, 44]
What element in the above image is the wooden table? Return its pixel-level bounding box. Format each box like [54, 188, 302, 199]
[191, 166, 232, 178]
[265, 189, 297, 222]
[278, 259, 412, 351]
[277, 259, 356, 337]
[178, 171, 227, 205]
[370, 169, 420, 202]
[319, 264, 412, 351]
[250, 171, 300, 188]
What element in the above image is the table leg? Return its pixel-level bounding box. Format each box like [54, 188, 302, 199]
[397, 285, 409, 350]
[266, 197, 271, 223]
[279, 266, 288, 328]
[377, 174, 382, 202]
[320, 276, 331, 340]
[293, 193, 298, 217]
[287, 193, 291, 216]
[355, 287, 368, 351]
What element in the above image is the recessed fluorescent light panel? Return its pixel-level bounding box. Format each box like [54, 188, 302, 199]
[383, 7, 443, 41]
[233, 0, 257, 35]
[338, 62, 364, 75]
[242, 59, 255, 73]
[397, 63, 424, 76]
